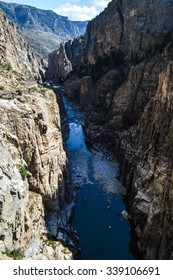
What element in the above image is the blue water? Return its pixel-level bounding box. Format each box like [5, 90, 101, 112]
[73, 185, 135, 260]
[59, 88, 140, 260]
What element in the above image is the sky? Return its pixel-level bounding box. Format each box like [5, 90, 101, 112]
[1, 0, 112, 21]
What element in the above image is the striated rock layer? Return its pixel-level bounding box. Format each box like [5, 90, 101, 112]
[0, 10, 73, 259]
[47, 0, 173, 259]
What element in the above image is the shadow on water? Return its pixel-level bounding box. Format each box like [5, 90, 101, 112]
[53, 84, 141, 260]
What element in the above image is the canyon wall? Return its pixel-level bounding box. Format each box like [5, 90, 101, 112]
[0, 10, 39, 77]
[0, 10, 73, 260]
[47, 0, 173, 259]
[45, 37, 85, 82]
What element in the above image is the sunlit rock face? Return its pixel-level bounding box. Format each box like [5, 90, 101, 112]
[0, 10, 73, 260]
[0, 10, 39, 77]
[47, 0, 173, 259]
[0, 85, 72, 259]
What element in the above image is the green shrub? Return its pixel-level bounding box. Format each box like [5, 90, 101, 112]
[34, 113, 43, 124]
[3, 249, 24, 260]
[0, 85, 4, 90]
[0, 64, 11, 72]
[19, 166, 27, 181]
[40, 88, 47, 94]
[34, 116, 41, 123]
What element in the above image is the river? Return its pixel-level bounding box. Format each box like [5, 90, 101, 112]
[54, 85, 140, 260]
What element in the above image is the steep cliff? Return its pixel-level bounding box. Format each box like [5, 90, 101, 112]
[45, 37, 85, 81]
[0, 1, 87, 57]
[47, 0, 173, 259]
[115, 61, 173, 259]
[45, 43, 73, 82]
[0, 9, 39, 77]
[0, 10, 73, 260]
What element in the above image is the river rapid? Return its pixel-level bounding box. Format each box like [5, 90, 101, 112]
[53, 84, 140, 260]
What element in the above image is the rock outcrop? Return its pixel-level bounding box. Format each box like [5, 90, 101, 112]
[46, 43, 72, 82]
[0, 10, 73, 260]
[0, 1, 88, 58]
[45, 37, 85, 82]
[47, 0, 173, 259]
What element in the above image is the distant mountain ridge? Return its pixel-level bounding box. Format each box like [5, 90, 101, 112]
[0, 1, 88, 57]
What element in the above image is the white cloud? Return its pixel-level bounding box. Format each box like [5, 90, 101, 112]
[54, 3, 97, 21]
[53, 0, 111, 21]
[93, 0, 110, 9]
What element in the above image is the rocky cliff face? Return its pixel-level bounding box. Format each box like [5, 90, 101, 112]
[0, 1, 88, 58]
[46, 43, 73, 82]
[47, 0, 173, 259]
[115, 61, 173, 259]
[0, 10, 39, 78]
[0, 10, 73, 260]
[45, 37, 85, 81]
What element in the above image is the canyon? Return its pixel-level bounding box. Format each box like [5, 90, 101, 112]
[46, 0, 173, 259]
[0, 0, 173, 260]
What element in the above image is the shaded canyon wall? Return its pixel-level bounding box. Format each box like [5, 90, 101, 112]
[46, 0, 173, 259]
